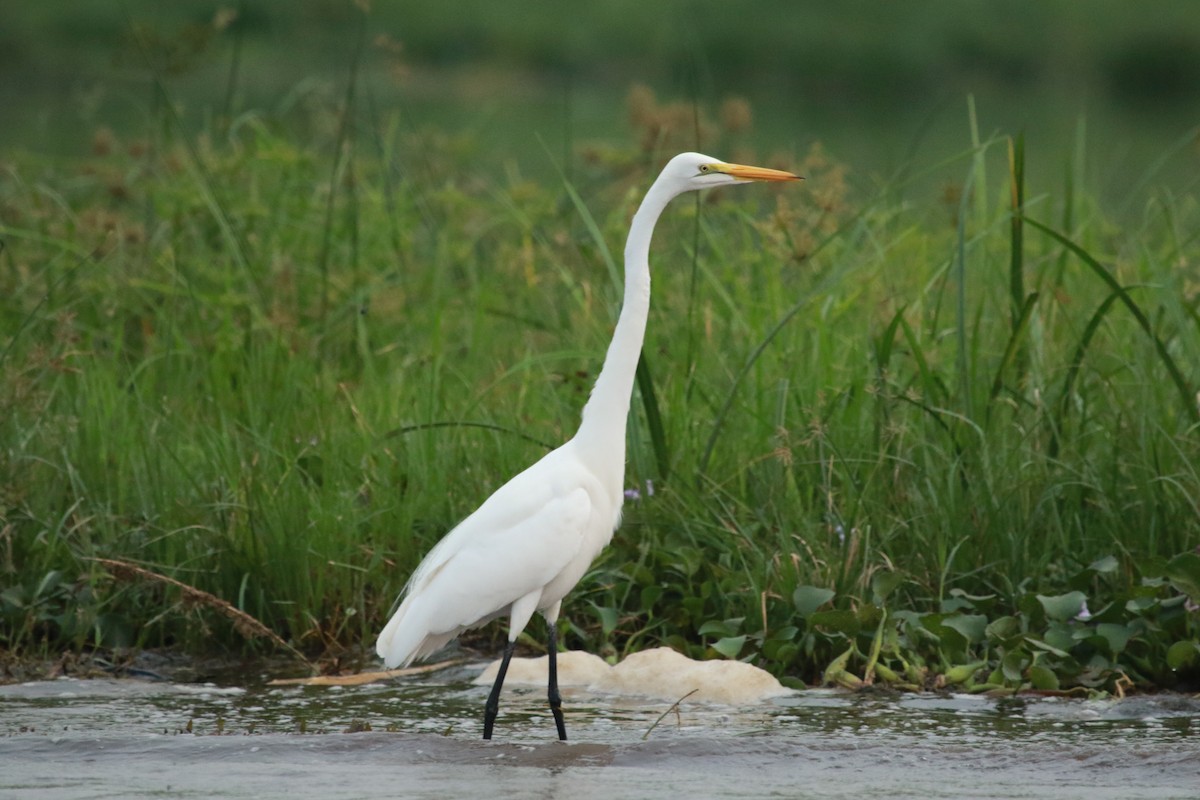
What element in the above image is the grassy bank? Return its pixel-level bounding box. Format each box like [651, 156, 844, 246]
[2, 91, 1198, 692]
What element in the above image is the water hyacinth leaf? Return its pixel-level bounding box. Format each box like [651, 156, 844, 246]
[1083, 601, 1121, 625]
[1166, 640, 1200, 671]
[870, 571, 905, 604]
[639, 585, 662, 612]
[681, 597, 706, 620]
[1044, 621, 1076, 652]
[985, 615, 1021, 643]
[769, 642, 800, 665]
[1001, 649, 1028, 682]
[919, 614, 966, 657]
[1027, 637, 1071, 658]
[712, 635, 747, 660]
[698, 619, 740, 638]
[940, 596, 975, 613]
[769, 625, 800, 643]
[1165, 552, 1200, 603]
[808, 609, 861, 636]
[1028, 664, 1060, 691]
[793, 586, 836, 619]
[1125, 595, 1160, 615]
[1088, 555, 1119, 574]
[632, 564, 655, 586]
[591, 603, 619, 635]
[1095, 623, 1132, 655]
[1037, 591, 1088, 622]
[942, 614, 988, 644]
[855, 603, 885, 629]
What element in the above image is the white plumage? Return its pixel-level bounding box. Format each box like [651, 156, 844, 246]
[375, 152, 800, 739]
[377, 445, 614, 667]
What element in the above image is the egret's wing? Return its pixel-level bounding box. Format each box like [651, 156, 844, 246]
[415, 482, 593, 629]
[376, 456, 597, 666]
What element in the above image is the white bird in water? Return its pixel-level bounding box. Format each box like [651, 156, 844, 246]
[376, 152, 801, 740]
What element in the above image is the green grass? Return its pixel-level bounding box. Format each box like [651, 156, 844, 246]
[1, 85, 1198, 691]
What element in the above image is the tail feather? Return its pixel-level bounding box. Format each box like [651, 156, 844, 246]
[375, 594, 459, 668]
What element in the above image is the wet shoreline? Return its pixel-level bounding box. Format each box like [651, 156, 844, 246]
[3, 672, 1198, 799]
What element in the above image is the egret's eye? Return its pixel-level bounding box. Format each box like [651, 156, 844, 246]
[698, 164, 711, 174]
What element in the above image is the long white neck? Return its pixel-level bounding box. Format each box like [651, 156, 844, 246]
[570, 177, 677, 490]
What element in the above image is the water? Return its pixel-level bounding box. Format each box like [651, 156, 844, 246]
[2, 663, 1198, 799]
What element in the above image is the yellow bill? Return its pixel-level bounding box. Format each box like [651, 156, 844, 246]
[713, 162, 803, 182]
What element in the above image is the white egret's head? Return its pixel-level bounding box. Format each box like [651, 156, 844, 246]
[661, 151, 801, 196]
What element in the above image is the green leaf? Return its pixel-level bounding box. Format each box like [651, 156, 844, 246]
[698, 619, 738, 638]
[590, 603, 619, 635]
[712, 636, 747, 660]
[1088, 555, 1119, 574]
[1027, 637, 1071, 658]
[1166, 552, 1200, 603]
[942, 614, 988, 644]
[1166, 640, 1200, 671]
[764, 640, 799, 664]
[985, 615, 1021, 642]
[1037, 591, 1087, 622]
[1001, 649, 1027, 683]
[1126, 595, 1160, 614]
[871, 571, 905, 604]
[767, 625, 799, 643]
[856, 603, 885, 629]
[1028, 664, 1060, 691]
[808, 609, 860, 635]
[639, 585, 662, 612]
[1095, 623, 1132, 655]
[793, 586, 835, 619]
[1044, 621, 1076, 653]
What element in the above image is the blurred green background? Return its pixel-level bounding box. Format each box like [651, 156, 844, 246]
[4, 0, 1200, 197]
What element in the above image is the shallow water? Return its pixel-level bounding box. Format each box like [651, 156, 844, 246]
[2, 664, 1199, 799]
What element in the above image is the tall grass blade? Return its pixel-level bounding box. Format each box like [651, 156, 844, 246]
[1007, 133, 1028, 384]
[1027, 218, 1198, 424]
[635, 355, 671, 480]
[697, 295, 810, 478]
[967, 94, 987, 230]
[558, 175, 621, 293]
[988, 291, 1039, 408]
[1008, 134, 1026, 318]
[954, 159, 976, 419]
[1050, 291, 1121, 457]
[899, 315, 944, 405]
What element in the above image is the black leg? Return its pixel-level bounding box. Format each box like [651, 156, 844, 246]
[547, 622, 567, 741]
[483, 640, 516, 740]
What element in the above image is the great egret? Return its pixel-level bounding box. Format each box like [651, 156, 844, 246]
[376, 152, 800, 740]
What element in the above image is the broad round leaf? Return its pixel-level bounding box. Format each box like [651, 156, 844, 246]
[1037, 591, 1088, 622]
[793, 586, 836, 619]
